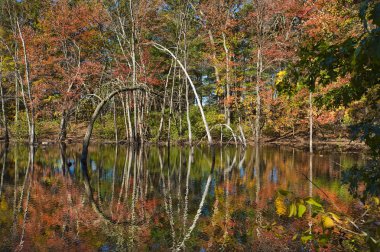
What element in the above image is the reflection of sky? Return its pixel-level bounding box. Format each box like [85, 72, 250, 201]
[91, 160, 97, 171]
[240, 166, 245, 178]
[269, 167, 278, 184]
[67, 158, 75, 176]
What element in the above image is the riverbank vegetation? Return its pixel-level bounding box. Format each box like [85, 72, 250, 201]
[0, 0, 378, 148]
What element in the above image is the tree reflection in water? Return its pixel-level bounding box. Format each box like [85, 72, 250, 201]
[0, 144, 365, 251]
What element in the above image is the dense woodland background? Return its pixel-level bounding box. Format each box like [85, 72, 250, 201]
[0, 0, 378, 151]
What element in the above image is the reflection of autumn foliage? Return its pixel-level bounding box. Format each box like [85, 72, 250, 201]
[0, 145, 363, 250]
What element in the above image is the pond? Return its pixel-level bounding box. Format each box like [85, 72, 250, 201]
[0, 144, 366, 251]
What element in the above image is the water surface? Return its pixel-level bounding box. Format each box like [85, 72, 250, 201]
[0, 144, 365, 251]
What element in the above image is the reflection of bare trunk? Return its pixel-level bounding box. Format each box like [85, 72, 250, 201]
[123, 147, 133, 204]
[176, 148, 215, 251]
[308, 153, 313, 234]
[183, 147, 193, 231]
[60, 142, 67, 175]
[158, 149, 176, 247]
[17, 145, 34, 251]
[118, 148, 129, 210]
[110, 145, 118, 215]
[12, 148, 19, 240]
[81, 152, 132, 225]
[254, 145, 260, 203]
[0, 150, 6, 199]
[129, 147, 139, 246]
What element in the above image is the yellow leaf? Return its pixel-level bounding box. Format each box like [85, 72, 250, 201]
[322, 216, 335, 229]
[275, 196, 286, 216]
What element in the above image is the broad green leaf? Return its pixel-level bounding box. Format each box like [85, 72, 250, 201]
[297, 204, 306, 218]
[289, 203, 297, 217]
[301, 235, 312, 243]
[305, 197, 322, 208]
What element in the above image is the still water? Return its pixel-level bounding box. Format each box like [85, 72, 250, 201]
[0, 144, 365, 251]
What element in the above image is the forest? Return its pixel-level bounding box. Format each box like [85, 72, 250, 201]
[0, 0, 379, 251]
[0, 0, 377, 148]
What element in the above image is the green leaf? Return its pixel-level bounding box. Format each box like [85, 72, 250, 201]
[297, 204, 306, 218]
[278, 189, 290, 196]
[289, 203, 297, 217]
[292, 234, 298, 241]
[305, 197, 322, 208]
[301, 235, 312, 243]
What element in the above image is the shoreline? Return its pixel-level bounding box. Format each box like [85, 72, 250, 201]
[1, 137, 368, 153]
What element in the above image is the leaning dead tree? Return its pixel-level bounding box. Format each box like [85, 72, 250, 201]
[81, 84, 155, 161]
[149, 42, 213, 145]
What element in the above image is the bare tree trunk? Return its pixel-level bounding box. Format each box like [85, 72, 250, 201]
[120, 94, 129, 140]
[183, 20, 192, 145]
[113, 97, 118, 143]
[126, 94, 133, 140]
[208, 30, 221, 90]
[151, 42, 213, 144]
[156, 61, 173, 140]
[14, 72, 19, 128]
[17, 21, 35, 145]
[59, 112, 68, 142]
[309, 91, 313, 153]
[167, 62, 177, 144]
[81, 86, 151, 162]
[129, 0, 140, 143]
[222, 33, 231, 126]
[255, 46, 262, 144]
[0, 67, 9, 144]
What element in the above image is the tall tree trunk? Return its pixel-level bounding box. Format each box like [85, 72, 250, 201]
[120, 93, 129, 140]
[222, 33, 231, 126]
[14, 71, 19, 130]
[185, 80, 192, 145]
[17, 21, 35, 145]
[81, 86, 149, 162]
[59, 111, 68, 142]
[255, 47, 262, 143]
[0, 67, 9, 144]
[156, 61, 173, 141]
[126, 94, 133, 140]
[152, 43, 213, 144]
[309, 91, 313, 153]
[129, 0, 139, 143]
[167, 62, 177, 144]
[183, 19, 192, 145]
[113, 97, 118, 143]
